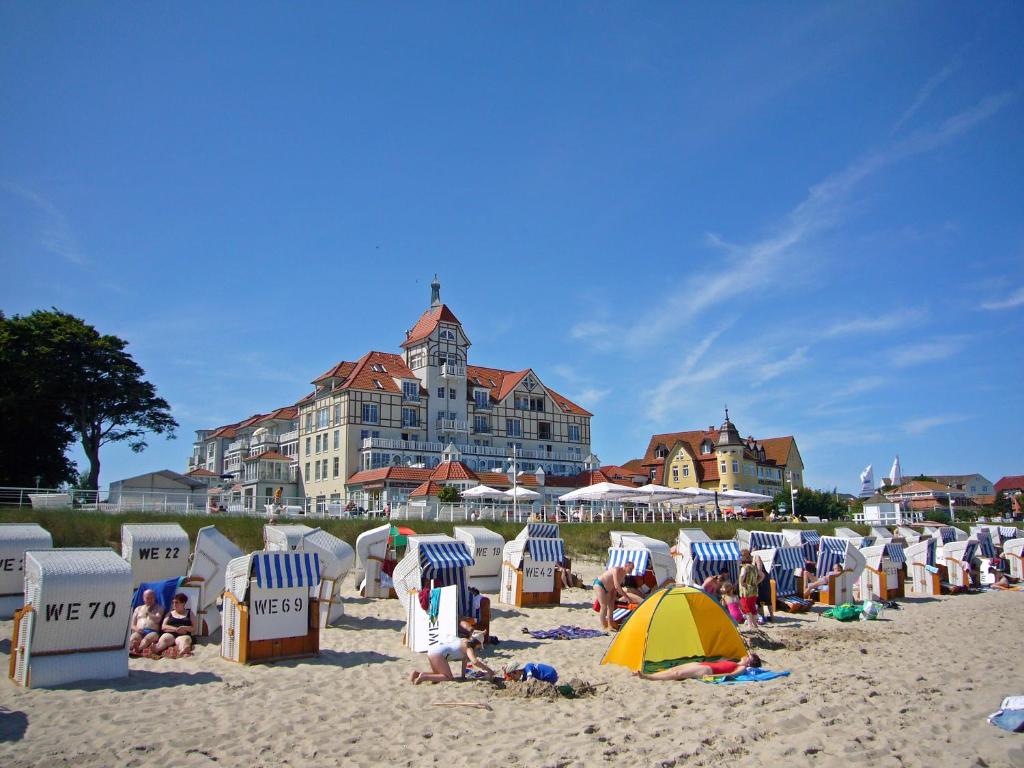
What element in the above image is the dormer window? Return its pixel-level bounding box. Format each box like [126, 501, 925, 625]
[373, 379, 384, 390]
[701, 440, 713, 455]
[440, 325, 457, 341]
[655, 446, 668, 459]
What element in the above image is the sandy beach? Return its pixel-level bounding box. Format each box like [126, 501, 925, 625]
[1, 560, 1022, 768]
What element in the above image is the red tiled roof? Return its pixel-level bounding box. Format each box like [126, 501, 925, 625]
[621, 459, 644, 473]
[430, 461, 479, 482]
[892, 479, 958, 495]
[347, 467, 432, 485]
[311, 352, 420, 396]
[996, 476, 1024, 493]
[402, 304, 465, 348]
[409, 480, 448, 497]
[187, 468, 218, 477]
[243, 451, 292, 462]
[760, 436, 796, 466]
[475, 472, 541, 489]
[208, 424, 239, 440]
[259, 405, 298, 422]
[465, 364, 591, 417]
[313, 360, 357, 384]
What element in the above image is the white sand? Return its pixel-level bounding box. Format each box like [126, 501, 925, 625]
[1, 561, 1023, 767]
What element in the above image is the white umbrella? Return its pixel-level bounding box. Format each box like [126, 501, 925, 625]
[461, 485, 505, 499]
[504, 486, 541, 500]
[719, 489, 773, 505]
[558, 482, 642, 502]
[666, 487, 719, 505]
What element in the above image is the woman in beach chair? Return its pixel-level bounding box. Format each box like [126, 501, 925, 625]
[151, 592, 196, 658]
[411, 632, 495, 684]
[803, 563, 844, 597]
[633, 653, 762, 681]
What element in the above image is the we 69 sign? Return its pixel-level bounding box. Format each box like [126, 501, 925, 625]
[248, 584, 308, 641]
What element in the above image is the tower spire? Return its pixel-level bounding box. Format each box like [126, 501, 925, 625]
[430, 274, 441, 307]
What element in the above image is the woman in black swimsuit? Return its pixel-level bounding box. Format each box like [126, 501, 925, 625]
[153, 593, 195, 657]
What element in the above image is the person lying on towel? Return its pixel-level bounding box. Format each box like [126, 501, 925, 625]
[411, 631, 495, 685]
[129, 589, 165, 655]
[633, 653, 762, 681]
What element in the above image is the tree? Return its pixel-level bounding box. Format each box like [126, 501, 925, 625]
[993, 490, 1011, 519]
[0, 310, 177, 490]
[772, 485, 847, 520]
[436, 485, 461, 504]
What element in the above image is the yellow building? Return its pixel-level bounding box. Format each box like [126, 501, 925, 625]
[640, 411, 804, 496]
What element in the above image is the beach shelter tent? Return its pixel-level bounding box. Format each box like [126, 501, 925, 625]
[736, 529, 785, 552]
[675, 537, 740, 587]
[392, 535, 475, 621]
[121, 523, 190, 589]
[941, 539, 978, 590]
[782, 528, 822, 563]
[601, 585, 747, 672]
[354, 523, 395, 598]
[10, 549, 132, 688]
[221, 550, 321, 664]
[500, 531, 565, 607]
[809, 537, 866, 606]
[611, 534, 675, 586]
[859, 543, 906, 600]
[0, 524, 52, 619]
[1003, 538, 1024, 580]
[752, 545, 807, 611]
[187, 526, 244, 636]
[905, 537, 940, 595]
[264, 525, 354, 625]
[453, 526, 505, 593]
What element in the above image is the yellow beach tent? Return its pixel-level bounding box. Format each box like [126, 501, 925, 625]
[601, 585, 746, 672]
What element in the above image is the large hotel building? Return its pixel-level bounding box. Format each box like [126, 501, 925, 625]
[187, 279, 594, 509]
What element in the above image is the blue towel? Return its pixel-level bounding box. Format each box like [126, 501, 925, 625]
[704, 669, 791, 685]
[131, 577, 183, 612]
[989, 709, 1024, 733]
[428, 587, 442, 622]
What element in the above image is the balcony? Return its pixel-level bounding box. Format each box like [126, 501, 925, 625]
[359, 437, 585, 465]
[279, 429, 299, 444]
[473, 423, 491, 434]
[437, 418, 470, 432]
[227, 439, 250, 454]
[440, 363, 466, 378]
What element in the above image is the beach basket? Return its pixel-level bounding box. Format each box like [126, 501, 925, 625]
[453, 526, 505, 593]
[10, 548, 131, 688]
[264, 525, 354, 625]
[121, 523, 190, 589]
[0, 523, 52, 619]
[188, 526, 243, 637]
[500, 535, 564, 607]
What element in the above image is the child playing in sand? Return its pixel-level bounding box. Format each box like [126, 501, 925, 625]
[410, 632, 495, 684]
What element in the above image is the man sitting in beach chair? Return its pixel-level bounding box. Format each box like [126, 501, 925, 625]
[128, 589, 165, 655]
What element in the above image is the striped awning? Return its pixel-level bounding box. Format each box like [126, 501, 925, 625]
[923, 537, 937, 566]
[252, 552, 321, 590]
[937, 527, 958, 544]
[419, 541, 475, 570]
[606, 548, 650, 574]
[749, 531, 785, 551]
[998, 526, 1019, 540]
[884, 543, 907, 566]
[523, 523, 559, 539]
[526, 538, 565, 563]
[960, 541, 978, 563]
[799, 530, 821, 562]
[690, 540, 740, 584]
[976, 532, 997, 559]
[817, 537, 848, 576]
[772, 547, 805, 597]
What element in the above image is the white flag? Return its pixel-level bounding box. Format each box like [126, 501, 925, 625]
[888, 456, 902, 486]
[859, 465, 874, 497]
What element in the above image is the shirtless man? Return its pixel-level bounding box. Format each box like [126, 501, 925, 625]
[594, 561, 634, 629]
[128, 589, 164, 655]
[633, 653, 761, 681]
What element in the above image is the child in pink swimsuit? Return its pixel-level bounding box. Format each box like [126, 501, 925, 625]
[720, 581, 744, 624]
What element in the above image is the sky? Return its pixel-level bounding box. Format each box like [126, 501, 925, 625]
[1, 3, 1022, 494]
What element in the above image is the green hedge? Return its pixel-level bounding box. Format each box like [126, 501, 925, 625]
[0, 507, 968, 559]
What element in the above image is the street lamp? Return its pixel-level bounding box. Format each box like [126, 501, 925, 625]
[790, 483, 798, 520]
[949, 495, 956, 524]
[507, 444, 520, 521]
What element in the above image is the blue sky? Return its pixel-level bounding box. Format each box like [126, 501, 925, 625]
[2, 3, 1022, 493]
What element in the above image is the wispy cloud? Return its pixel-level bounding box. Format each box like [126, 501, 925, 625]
[2, 182, 87, 266]
[891, 60, 961, 135]
[551, 364, 611, 408]
[886, 336, 968, 368]
[810, 376, 888, 415]
[757, 346, 809, 382]
[820, 308, 927, 338]
[570, 93, 1012, 352]
[980, 286, 1024, 311]
[903, 414, 969, 435]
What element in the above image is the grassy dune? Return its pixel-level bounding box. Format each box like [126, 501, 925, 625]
[0, 507, 902, 558]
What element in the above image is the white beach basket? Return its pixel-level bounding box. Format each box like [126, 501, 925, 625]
[0, 523, 52, 619]
[121, 523, 190, 588]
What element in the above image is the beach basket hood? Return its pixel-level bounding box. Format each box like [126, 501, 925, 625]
[600, 585, 746, 672]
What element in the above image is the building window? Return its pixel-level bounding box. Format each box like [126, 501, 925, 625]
[474, 389, 489, 408]
[701, 441, 712, 455]
[373, 379, 384, 390]
[683, 465, 690, 477]
[334, 404, 342, 423]
[449, 388, 457, 399]
[334, 430, 340, 450]
[506, 418, 522, 437]
[514, 395, 529, 410]
[304, 413, 313, 432]
[568, 425, 581, 442]
[304, 462, 310, 479]
[672, 467, 679, 482]
[402, 408, 418, 427]
[732, 460, 739, 473]
[305, 437, 311, 456]
[333, 457, 339, 478]
[538, 422, 551, 440]
[437, 386, 445, 399]
[403, 381, 420, 401]
[530, 397, 544, 412]
[315, 434, 322, 453]
[314, 462, 321, 480]
[362, 403, 379, 423]
[317, 408, 329, 429]
[473, 415, 489, 433]
[721, 462, 727, 473]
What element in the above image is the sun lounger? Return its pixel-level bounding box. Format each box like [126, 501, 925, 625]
[220, 550, 320, 664]
[121, 523, 190, 590]
[0, 524, 52, 620]
[10, 549, 131, 688]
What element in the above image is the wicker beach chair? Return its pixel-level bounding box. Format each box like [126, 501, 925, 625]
[453, 526, 506, 593]
[121, 523, 190, 590]
[807, 537, 866, 606]
[265, 525, 353, 626]
[0, 524, 52, 619]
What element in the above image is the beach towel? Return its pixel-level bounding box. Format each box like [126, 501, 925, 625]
[428, 587, 442, 622]
[523, 625, 607, 640]
[703, 669, 791, 685]
[988, 696, 1024, 733]
[131, 577, 183, 612]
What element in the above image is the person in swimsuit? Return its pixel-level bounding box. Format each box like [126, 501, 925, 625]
[594, 562, 634, 630]
[152, 593, 195, 657]
[737, 549, 760, 630]
[633, 653, 761, 681]
[804, 563, 844, 597]
[719, 581, 744, 624]
[411, 632, 495, 684]
[755, 556, 774, 623]
[128, 589, 164, 655]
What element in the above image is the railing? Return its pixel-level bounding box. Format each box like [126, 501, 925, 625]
[472, 400, 492, 410]
[227, 439, 250, 453]
[279, 429, 299, 443]
[358, 436, 585, 464]
[437, 418, 470, 432]
[440, 362, 466, 378]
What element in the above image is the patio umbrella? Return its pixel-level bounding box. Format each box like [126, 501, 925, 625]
[504, 486, 541, 500]
[461, 485, 505, 499]
[558, 482, 642, 502]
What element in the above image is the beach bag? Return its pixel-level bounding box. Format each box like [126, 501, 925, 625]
[824, 603, 862, 622]
[860, 600, 883, 621]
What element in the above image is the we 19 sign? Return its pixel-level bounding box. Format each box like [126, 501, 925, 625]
[248, 585, 308, 641]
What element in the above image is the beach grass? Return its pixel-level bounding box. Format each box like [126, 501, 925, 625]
[0, 506, 962, 558]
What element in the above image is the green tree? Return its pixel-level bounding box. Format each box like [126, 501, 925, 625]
[993, 490, 1011, 519]
[0, 310, 177, 490]
[773, 485, 847, 520]
[436, 485, 461, 504]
